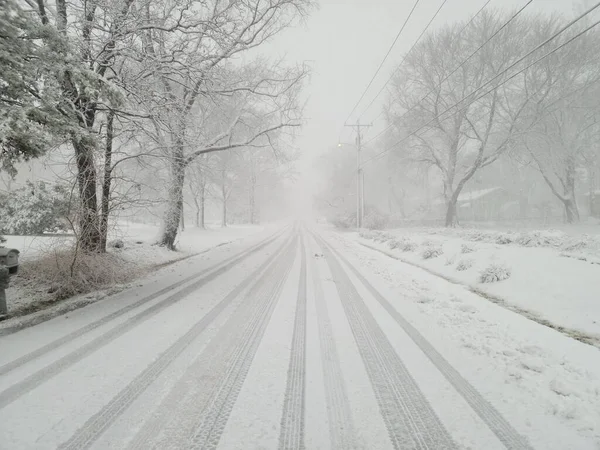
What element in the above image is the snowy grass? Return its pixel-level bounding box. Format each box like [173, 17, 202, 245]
[3, 222, 264, 318]
[353, 225, 600, 337]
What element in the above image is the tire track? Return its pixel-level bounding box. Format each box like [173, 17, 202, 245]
[188, 239, 297, 450]
[323, 234, 534, 450]
[314, 233, 457, 450]
[0, 226, 287, 378]
[308, 235, 359, 450]
[56, 235, 294, 450]
[278, 235, 307, 450]
[0, 229, 289, 410]
[128, 237, 297, 450]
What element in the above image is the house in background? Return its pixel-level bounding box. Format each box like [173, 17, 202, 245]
[432, 187, 519, 223]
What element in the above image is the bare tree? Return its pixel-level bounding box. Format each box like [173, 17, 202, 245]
[387, 11, 537, 226]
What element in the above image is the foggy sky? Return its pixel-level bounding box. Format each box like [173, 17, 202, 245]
[271, 0, 577, 212]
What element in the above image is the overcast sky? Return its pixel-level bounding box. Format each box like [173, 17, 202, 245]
[267, 0, 581, 209]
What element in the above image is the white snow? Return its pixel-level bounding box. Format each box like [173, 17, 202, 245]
[354, 227, 600, 339]
[325, 228, 600, 449]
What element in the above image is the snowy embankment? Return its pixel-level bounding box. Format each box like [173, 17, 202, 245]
[350, 227, 600, 345]
[324, 230, 600, 449]
[2, 223, 265, 325]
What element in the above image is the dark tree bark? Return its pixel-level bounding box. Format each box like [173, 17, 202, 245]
[99, 111, 115, 252]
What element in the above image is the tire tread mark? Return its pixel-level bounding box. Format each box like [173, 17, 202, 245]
[325, 235, 533, 450]
[0, 231, 287, 410]
[0, 227, 286, 377]
[315, 234, 457, 450]
[188, 239, 297, 449]
[278, 235, 307, 450]
[56, 236, 293, 450]
[308, 235, 360, 450]
[129, 238, 296, 450]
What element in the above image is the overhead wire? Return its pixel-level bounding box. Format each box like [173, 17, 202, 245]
[363, 0, 533, 146]
[341, 0, 422, 127]
[361, 10, 600, 167]
[356, 0, 454, 122]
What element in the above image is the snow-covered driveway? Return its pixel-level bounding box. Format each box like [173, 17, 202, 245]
[0, 224, 598, 449]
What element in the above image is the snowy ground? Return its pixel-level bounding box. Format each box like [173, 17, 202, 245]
[324, 228, 600, 449]
[1, 223, 267, 327]
[2, 221, 263, 261]
[0, 224, 599, 449]
[350, 226, 600, 344]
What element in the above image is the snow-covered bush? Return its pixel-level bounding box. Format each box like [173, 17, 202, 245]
[363, 211, 388, 230]
[19, 245, 137, 301]
[421, 244, 443, 259]
[445, 255, 456, 266]
[374, 232, 393, 243]
[456, 258, 474, 271]
[0, 181, 72, 235]
[359, 229, 377, 240]
[401, 240, 417, 252]
[461, 243, 476, 253]
[479, 263, 511, 283]
[388, 239, 401, 249]
[331, 212, 356, 229]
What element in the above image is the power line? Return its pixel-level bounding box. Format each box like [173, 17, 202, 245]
[342, 0, 422, 127]
[363, 0, 532, 147]
[356, 0, 454, 122]
[362, 10, 600, 167]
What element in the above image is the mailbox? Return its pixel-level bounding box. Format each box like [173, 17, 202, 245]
[0, 247, 19, 275]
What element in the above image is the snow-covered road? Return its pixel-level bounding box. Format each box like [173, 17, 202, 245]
[0, 224, 598, 449]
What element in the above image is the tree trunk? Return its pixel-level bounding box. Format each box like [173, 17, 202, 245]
[221, 170, 227, 227]
[564, 198, 580, 223]
[180, 202, 185, 231]
[563, 158, 580, 224]
[73, 136, 102, 252]
[158, 147, 186, 250]
[445, 190, 460, 227]
[200, 182, 205, 228]
[249, 177, 256, 224]
[99, 112, 114, 253]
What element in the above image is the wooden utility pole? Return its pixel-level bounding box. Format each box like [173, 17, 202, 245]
[345, 121, 372, 228]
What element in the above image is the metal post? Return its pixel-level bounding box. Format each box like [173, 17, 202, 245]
[0, 289, 7, 318]
[0, 266, 8, 318]
[345, 121, 372, 229]
[356, 139, 361, 228]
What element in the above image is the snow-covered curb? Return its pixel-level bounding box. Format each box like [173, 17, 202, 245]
[350, 228, 600, 345]
[1, 225, 266, 333]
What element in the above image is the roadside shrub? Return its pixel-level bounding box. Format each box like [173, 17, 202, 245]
[388, 239, 401, 249]
[495, 233, 513, 245]
[461, 243, 476, 254]
[18, 245, 138, 301]
[479, 263, 511, 283]
[456, 258, 474, 271]
[331, 212, 356, 229]
[363, 211, 388, 230]
[401, 240, 417, 252]
[374, 232, 393, 243]
[0, 181, 73, 235]
[422, 244, 443, 259]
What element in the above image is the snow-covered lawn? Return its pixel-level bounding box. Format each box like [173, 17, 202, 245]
[2, 221, 263, 261]
[2, 223, 267, 322]
[324, 230, 600, 449]
[350, 227, 600, 343]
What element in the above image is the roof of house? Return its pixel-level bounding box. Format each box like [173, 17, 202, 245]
[433, 186, 506, 206]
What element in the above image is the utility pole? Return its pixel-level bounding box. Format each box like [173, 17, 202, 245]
[345, 120, 372, 228]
